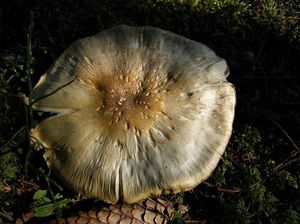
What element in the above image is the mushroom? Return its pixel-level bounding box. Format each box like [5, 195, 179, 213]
[31, 25, 236, 204]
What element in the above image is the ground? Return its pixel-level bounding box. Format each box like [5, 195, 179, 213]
[0, 0, 299, 223]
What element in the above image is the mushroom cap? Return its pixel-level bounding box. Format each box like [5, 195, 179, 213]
[31, 25, 236, 204]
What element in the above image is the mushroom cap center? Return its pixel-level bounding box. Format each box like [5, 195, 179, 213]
[95, 73, 163, 133]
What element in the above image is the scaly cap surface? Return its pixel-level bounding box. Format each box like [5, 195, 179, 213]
[31, 25, 236, 204]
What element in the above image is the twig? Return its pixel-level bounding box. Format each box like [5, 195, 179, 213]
[266, 116, 300, 154]
[29, 75, 78, 106]
[25, 12, 34, 175]
[277, 100, 300, 105]
[28, 163, 64, 192]
[250, 24, 270, 98]
[0, 181, 12, 192]
[185, 221, 207, 223]
[223, 151, 242, 168]
[0, 126, 26, 150]
[0, 208, 13, 221]
[26, 11, 34, 125]
[260, 154, 300, 185]
[18, 176, 40, 189]
[236, 76, 300, 80]
[202, 181, 240, 193]
[0, 149, 14, 157]
[46, 168, 63, 217]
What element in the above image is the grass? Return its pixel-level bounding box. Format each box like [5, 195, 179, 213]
[0, 0, 299, 223]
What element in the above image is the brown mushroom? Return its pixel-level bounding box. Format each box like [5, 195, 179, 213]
[31, 25, 236, 204]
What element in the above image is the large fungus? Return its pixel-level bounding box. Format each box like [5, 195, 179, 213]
[31, 25, 236, 204]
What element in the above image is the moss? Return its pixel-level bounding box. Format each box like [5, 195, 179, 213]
[0, 152, 20, 182]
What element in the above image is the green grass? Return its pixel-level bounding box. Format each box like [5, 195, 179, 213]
[0, 0, 299, 223]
